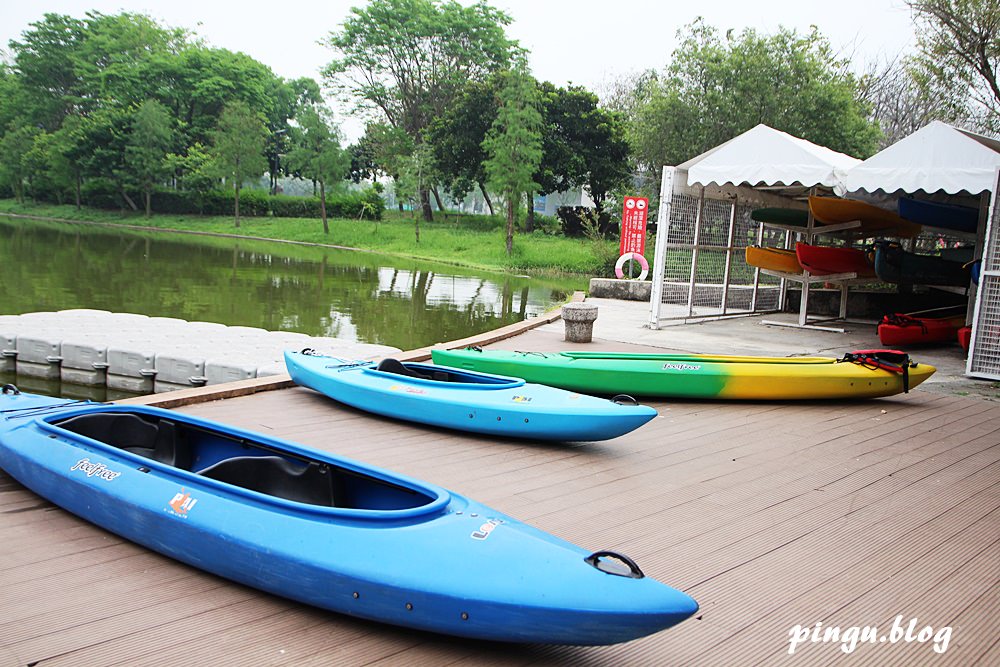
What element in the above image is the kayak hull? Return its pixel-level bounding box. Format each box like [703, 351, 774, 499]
[795, 243, 876, 277]
[873, 241, 972, 287]
[0, 390, 696, 645]
[809, 196, 922, 238]
[284, 351, 656, 441]
[897, 197, 978, 234]
[878, 314, 967, 346]
[431, 349, 936, 400]
[745, 246, 802, 273]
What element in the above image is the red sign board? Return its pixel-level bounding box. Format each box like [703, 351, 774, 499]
[619, 196, 649, 256]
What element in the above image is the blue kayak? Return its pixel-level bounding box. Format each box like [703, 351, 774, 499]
[284, 350, 657, 441]
[0, 386, 698, 645]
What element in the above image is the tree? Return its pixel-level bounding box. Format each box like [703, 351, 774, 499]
[907, 0, 1000, 133]
[323, 0, 514, 222]
[0, 124, 42, 203]
[210, 100, 268, 227]
[483, 61, 543, 256]
[630, 20, 881, 173]
[126, 99, 174, 216]
[285, 105, 350, 234]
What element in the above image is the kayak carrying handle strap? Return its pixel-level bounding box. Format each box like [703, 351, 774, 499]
[584, 551, 645, 579]
[611, 394, 639, 406]
[2, 384, 20, 395]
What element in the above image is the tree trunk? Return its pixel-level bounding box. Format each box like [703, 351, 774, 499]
[525, 191, 535, 233]
[234, 183, 241, 228]
[431, 186, 445, 212]
[120, 187, 139, 211]
[74, 172, 82, 210]
[505, 194, 515, 256]
[144, 185, 152, 218]
[320, 180, 329, 234]
[419, 188, 433, 222]
[479, 182, 494, 216]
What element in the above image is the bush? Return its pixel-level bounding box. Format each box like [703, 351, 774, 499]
[556, 206, 616, 237]
[80, 178, 124, 209]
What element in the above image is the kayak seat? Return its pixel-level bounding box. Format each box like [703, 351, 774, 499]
[57, 413, 193, 470]
[198, 455, 340, 507]
[376, 358, 431, 380]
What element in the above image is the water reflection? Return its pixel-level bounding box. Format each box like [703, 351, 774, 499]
[0, 218, 584, 350]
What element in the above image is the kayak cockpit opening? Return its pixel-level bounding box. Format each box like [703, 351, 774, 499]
[50, 411, 440, 512]
[372, 358, 523, 388]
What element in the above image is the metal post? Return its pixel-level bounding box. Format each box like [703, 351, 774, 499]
[687, 188, 705, 318]
[648, 166, 675, 329]
[720, 195, 737, 314]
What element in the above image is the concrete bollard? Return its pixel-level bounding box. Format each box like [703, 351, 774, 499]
[562, 302, 599, 343]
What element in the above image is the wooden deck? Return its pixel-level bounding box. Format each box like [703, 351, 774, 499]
[2, 330, 998, 665]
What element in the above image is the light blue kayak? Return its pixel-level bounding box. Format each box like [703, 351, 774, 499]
[284, 350, 656, 441]
[0, 386, 697, 645]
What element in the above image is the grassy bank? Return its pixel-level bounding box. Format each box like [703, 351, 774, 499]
[0, 200, 623, 276]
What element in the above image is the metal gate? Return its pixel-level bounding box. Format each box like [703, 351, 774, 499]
[648, 167, 784, 327]
[968, 169, 1000, 379]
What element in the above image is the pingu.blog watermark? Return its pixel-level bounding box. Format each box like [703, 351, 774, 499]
[788, 616, 952, 655]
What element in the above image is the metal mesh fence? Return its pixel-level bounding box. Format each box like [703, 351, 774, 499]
[970, 188, 1000, 379]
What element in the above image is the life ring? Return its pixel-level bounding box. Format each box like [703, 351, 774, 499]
[614, 253, 649, 280]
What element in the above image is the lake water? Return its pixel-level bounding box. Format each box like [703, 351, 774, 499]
[0, 217, 586, 397]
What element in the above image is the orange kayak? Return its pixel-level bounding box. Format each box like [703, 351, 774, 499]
[795, 243, 876, 277]
[745, 246, 802, 274]
[809, 196, 922, 238]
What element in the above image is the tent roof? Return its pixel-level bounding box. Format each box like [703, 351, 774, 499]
[843, 120, 1000, 195]
[678, 124, 861, 189]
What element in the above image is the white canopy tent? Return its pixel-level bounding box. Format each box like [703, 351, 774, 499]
[840, 120, 1000, 380]
[843, 121, 1000, 196]
[649, 124, 863, 329]
[678, 123, 861, 191]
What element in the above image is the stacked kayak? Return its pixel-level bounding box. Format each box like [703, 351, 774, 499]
[873, 241, 972, 287]
[809, 196, 922, 238]
[284, 350, 656, 441]
[897, 197, 978, 234]
[745, 246, 803, 274]
[878, 313, 967, 346]
[958, 326, 972, 352]
[750, 207, 809, 228]
[795, 242, 876, 277]
[0, 386, 697, 644]
[431, 348, 935, 400]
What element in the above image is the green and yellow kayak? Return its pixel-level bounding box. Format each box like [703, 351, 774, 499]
[430, 349, 936, 400]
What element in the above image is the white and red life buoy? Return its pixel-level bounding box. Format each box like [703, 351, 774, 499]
[614, 253, 649, 280]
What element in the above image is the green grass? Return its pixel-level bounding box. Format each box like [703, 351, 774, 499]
[0, 200, 618, 276]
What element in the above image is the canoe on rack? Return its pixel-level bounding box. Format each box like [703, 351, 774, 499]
[430, 348, 936, 400]
[745, 246, 802, 274]
[750, 208, 809, 228]
[872, 241, 972, 287]
[897, 197, 979, 234]
[0, 386, 698, 645]
[284, 350, 656, 441]
[795, 242, 876, 277]
[809, 196, 923, 238]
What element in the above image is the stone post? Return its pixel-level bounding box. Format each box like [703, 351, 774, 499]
[562, 302, 599, 343]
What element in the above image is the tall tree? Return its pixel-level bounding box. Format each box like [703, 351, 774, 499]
[0, 125, 41, 203]
[631, 20, 880, 172]
[907, 0, 1000, 132]
[323, 0, 514, 222]
[126, 99, 174, 216]
[285, 105, 350, 234]
[483, 61, 543, 257]
[210, 100, 268, 227]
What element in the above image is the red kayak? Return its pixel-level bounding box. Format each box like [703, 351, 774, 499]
[958, 326, 972, 352]
[795, 243, 876, 277]
[878, 313, 967, 346]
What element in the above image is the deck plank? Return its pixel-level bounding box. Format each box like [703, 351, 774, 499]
[2, 331, 998, 665]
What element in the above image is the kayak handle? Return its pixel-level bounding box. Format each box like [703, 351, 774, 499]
[2, 384, 19, 395]
[611, 394, 639, 406]
[584, 550, 645, 579]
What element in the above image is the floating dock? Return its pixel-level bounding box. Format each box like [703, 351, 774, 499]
[0, 309, 398, 394]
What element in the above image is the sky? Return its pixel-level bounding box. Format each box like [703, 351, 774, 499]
[0, 1, 919, 140]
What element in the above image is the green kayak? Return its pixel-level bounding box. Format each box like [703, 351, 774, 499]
[430, 348, 935, 400]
